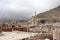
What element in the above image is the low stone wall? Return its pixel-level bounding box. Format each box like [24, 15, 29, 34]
[1, 27, 27, 32]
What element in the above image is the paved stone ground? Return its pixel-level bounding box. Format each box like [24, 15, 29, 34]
[0, 31, 38, 40]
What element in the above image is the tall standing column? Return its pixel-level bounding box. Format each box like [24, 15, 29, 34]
[31, 16, 36, 25]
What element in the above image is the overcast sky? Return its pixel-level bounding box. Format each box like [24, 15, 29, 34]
[0, 0, 60, 18]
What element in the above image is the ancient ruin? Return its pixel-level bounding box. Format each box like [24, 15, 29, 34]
[0, 5, 60, 40]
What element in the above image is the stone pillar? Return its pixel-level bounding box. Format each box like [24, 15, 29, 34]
[31, 16, 36, 25]
[53, 29, 59, 40]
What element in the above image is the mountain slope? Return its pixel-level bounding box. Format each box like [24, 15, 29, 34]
[37, 5, 60, 22]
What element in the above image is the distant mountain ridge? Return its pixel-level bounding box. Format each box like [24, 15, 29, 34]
[37, 5, 60, 22]
[0, 13, 28, 22]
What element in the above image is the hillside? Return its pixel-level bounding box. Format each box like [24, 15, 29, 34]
[37, 5, 60, 22]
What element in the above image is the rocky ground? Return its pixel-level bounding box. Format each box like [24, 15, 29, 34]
[0, 31, 38, 40]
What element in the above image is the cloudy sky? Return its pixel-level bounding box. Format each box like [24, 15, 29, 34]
[0, 0, 60, 19]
